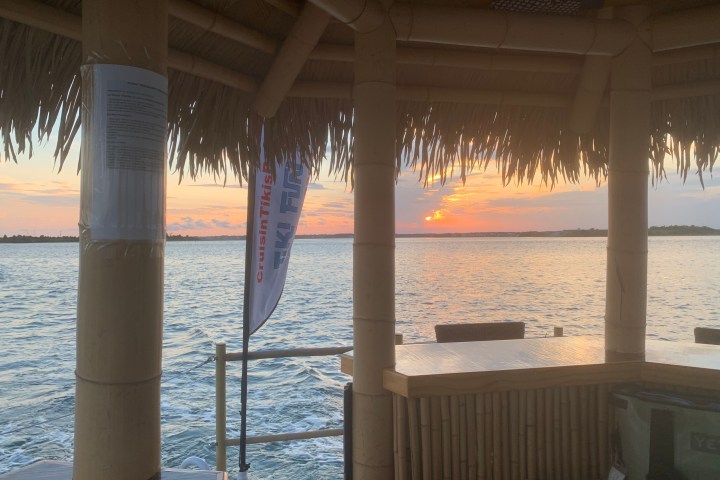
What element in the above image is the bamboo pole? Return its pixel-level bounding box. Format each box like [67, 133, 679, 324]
[215, 342, 227, 472]
[652, 4, 720, 52]
[579, 387, 589, 480]
[560, 388, 569, 479]
[467, 395, 478, 480]
[74, 2, 167, 480]
[421, 398, 433, 480]
[168, 0, 276, 54]
[394, 395, 400, 480]
[510, 392, 519, 480]
[398, 397, 409, 480]
[501, 392, 510, 480]
[432, 397, 443, 480]
[459, 395, 469, 480]
[598, 384, 609, 477]
[519, 392, 526, 480]
[451, 396, 461, 480]
[352, 7, 396, 479]
[605, 5, 651, 363]
[526, 390, 536, 480]
[569, 387, 580, 480]
[484, 394, 492, 480]
[492, 393, 501, 480]
[390, 3, 633, 55]
[409, 398, 423, 480]
[536, 390, 544, 480]
[442, 397, 452, 480]
[589, 387, 598, 480]
[253, 2, 330, 118]
[476, 394, 486, 480]
[569, 8, 612, 135]
[552, 389, 561, 479]
[308, 0, 385, 33]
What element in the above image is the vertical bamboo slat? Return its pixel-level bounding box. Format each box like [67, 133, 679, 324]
[421, 398, 433, 480]
[536, 389, 545, 480]
[527, 390, 537, 480]
[394, 395, 400, 480]
[451, 396, 461, 480]
[432, 397, 443, 480]
[442, 397, 452, 480]
[398, 396, 409, 480]
[589, 387, 599, 480]
[492, 393, 501, 480]
[485, 394, 492, 480]
[598, 384, 608, 477]
[476, 394, 486, 480]
[519, 391, 527, 480]
[545, 389, 553, 480]
[467, 395, 478, 480]
[579, 386, 589, 480]
[569, 387, 580, 480]
[510, 392, 519, 480]
[409, 398, 422, 480]
[561, 388, 570, 480]
[553, 388, 561, 478]
[460, 395, 468, 480]
[501, 392, 510, 480]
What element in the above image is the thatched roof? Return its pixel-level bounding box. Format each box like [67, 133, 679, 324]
[1, 0, 719, 186]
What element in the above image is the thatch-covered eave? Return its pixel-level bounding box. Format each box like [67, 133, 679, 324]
[0, 0, 718, 187]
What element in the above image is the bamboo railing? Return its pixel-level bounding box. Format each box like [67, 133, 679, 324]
[214, 342, 353, 472]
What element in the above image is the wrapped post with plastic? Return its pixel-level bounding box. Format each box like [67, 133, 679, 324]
[612, 384, 720, 480]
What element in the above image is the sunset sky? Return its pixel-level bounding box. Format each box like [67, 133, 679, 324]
[1, 138, 718, 237]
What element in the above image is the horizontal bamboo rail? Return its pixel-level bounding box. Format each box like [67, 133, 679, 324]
[225, 345, 353, 362]
[215, 343, 353, 472]
[226, 428, 345, 446]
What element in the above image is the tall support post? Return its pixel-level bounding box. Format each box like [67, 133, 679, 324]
[352, 10, 397, 480]
[605, 5, 651, 362]
[75, 2, 167, 479]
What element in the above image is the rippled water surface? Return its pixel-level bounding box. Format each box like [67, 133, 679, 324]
[1, 237, 718, 478]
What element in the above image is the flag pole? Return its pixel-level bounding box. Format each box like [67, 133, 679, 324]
[239, 165, 256, 477]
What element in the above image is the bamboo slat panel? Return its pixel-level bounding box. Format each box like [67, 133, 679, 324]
[393, 385, 620, 480]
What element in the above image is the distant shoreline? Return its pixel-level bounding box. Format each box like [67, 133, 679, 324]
[2, 225, 718, 244]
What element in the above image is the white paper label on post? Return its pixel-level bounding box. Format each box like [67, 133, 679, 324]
[84, 64, 167, 241]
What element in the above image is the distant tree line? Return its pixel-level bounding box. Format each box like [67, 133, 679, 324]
[1, 226, 718, 243]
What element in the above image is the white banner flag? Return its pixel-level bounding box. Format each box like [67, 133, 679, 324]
[248, 157, 309, 335]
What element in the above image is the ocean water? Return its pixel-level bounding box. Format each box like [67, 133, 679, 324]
[1, 237, 718, 479]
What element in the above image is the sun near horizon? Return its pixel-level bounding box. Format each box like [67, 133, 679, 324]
[1, 145, 719, 237]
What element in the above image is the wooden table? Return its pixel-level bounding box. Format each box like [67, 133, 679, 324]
[342, 336, 720, 397]
[341, 337, 720, 480]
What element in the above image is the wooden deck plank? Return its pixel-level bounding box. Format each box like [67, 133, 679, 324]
[0, 461, 228, 480]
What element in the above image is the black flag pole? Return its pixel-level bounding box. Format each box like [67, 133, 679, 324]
[239, 165, 257, 477]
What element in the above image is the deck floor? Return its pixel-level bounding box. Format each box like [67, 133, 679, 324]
[0, 461, 227, 480]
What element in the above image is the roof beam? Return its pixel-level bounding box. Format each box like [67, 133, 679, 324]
[253, 2, 330, 117]
[308, 0, 386, 33]
[0, 0, 259, 93]
[390, 3, 634, 56]
[651, 4, 720, 52]
[168, 0, 276, 54]
[569, 9, 613, 134]
[0, 0, 81, 40]
[310, 0, 635, 55]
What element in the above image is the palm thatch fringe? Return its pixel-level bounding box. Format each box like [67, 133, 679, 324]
[0, 18, 81, 170]
[0, 4, 718, 187]
[397, 102, 610, 187]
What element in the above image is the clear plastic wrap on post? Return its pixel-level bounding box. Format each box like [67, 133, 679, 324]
[79, 64, 167, 253]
